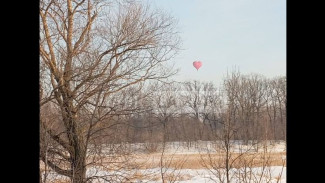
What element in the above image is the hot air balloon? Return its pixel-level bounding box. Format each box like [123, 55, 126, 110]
[193, 61, 202, 71]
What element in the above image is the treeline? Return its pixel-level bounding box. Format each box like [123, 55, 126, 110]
[42, 71, 286, 147]
[60, 71, 285, 145]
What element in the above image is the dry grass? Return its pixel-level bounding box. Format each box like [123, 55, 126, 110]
[126, 172, 193, 182]
[132, 152, 286, 169]
[51, 180, 70, 183]
[40, 152, 286, 173]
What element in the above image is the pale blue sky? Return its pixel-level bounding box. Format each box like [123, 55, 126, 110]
[146, 0, 286, 86]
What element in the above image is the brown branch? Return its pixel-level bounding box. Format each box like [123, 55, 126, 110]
[73, 13, 97, 54]
[41, 121, 72, 152]
[47, 148, 71, 161]
[40, 152, 72, 178]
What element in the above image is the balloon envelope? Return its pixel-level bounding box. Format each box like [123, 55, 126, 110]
[193, 61, 202, 70]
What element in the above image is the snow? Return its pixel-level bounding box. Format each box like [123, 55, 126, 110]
[122, 140, 286, 154]
[43, 166, 286, 183]
[139, 166, 286, 183]
[42, 141, 286, 182]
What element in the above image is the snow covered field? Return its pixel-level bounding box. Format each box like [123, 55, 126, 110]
[94, 140, 286, 155]
[44, 166, 286, 183]
[42, 141, 286, 182]
[134, 140, 286, 154]
[138, 166, 286, 183]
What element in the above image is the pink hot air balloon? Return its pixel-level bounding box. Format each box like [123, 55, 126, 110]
[193, 61, 202, 71]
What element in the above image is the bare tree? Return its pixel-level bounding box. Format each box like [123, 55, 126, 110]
[182, 80, 208, 142]
[182, 80, 202, 121]
[150, 82, 179, 141]
[272, 77, 286, 141]
[158, 141, 187, 183]
[200, 71, 286, 183]
[40, 0, 180, 182]
[243, 74, 267, 149]
[198, 71, 238, 183]
[264, 77, 286, 141]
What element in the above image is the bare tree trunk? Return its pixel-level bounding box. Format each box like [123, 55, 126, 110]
[71, 148, 87, 183]
[40, 169, 42, 183]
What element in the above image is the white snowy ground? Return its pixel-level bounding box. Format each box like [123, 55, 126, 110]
[95, 140, 286, 155]
[143, 140, 286, 154]
[43, 141, 286, 182]
[138, 166, 286, 183]
[45, 166, 286, 183]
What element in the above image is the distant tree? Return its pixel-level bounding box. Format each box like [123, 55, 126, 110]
[150, 82, 179, 141]
[182, 80, 202, 121]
